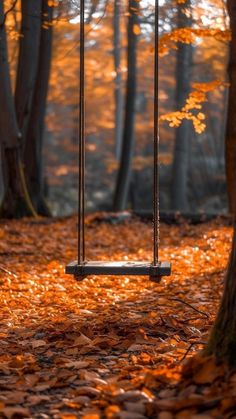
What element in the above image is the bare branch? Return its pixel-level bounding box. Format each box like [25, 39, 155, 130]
[0, 0, 18, 29]
[170, 297, 210, 318]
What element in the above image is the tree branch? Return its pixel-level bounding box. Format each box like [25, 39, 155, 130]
[170, 297, 210, 318]
[0, 0, 18, 29]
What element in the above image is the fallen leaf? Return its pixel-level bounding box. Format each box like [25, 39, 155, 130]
[31, 340, 47, 348]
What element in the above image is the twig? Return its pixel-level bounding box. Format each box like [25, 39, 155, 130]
[0, 266, 16, 277]
[170, 297, 210, 318]
[180, 342, 195, 362]
[60, 0, 109, 61]
[0, 0, 18, 29]
[180, 340, 207, 363]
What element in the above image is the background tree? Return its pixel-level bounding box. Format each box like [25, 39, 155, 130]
[171, 0, 193, 212]
[113, 0, 123, 161]
[0, 0, 53, 217]
[23, 0, 53, 215]
[0, 1, 36, 218]
[15, 0, 41, 135]
[113, 0, 140, 211]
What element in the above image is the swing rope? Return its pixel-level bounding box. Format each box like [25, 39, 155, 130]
[78, 0, 160, 267]
[78, 0, 85, 264]
[153, 0, 160, 266]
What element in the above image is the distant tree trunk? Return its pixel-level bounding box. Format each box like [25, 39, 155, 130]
[205, 219, 236, 367]
[86, 0, 99, 24]
[15, 0, 42, 135]
[113, 0, 123, 161]
[0, 1, 36, 218]
[113, 0, 139, 211]
[171, 0, 193, 212]
[225, 0, 236, 214]
[24, 0, 53, 216]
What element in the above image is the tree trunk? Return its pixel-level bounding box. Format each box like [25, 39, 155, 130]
[171, 0, 193, 212]
[225, 0, 236, 214]
[0, 1, 36, 218]
[24, 0, 53, 216]
[113, 0, 123, 161]
[204, 0, 236, 367]
[113, 0, 139, 211]
[15, 0, 42, 135]
[205, 218, 236, 367]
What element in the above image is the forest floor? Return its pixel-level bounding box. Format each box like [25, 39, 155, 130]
[0, 215, 235, 419]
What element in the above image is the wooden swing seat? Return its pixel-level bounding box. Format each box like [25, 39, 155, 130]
[66, 260, 171, 281]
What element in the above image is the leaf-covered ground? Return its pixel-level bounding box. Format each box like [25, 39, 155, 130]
[0, 216, 234, 418]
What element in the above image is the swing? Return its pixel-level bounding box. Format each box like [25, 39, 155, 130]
[66, 0, 171, 282]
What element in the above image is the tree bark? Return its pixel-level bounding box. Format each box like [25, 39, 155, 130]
[204, 0, 236, 367]
[24, 0, 53, 215]
[113, 0, 139, 211]
[0, 1, 36, 218]
[171, 0, 193, 212]
[205, 218, 236, 367]
[225, 0, 236, 214]
[15, 0, 42, 135]
[113, 0, 123, 161]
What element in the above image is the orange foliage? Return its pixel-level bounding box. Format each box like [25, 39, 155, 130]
[3, 0, 230, 164]
[0, 215, 234, 417]
[159, 27, 231, 56]
[160, 80, 228, 133]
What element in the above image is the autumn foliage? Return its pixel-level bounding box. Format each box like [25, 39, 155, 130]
[160, 80, 227, 134]
[0, 215, 235, 417]
[1, 1, 236, 416]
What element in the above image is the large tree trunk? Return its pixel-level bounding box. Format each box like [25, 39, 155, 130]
[15, 0, 42, 135]
[225, 0, 236, 214]
[205, 219, 236, 367]
[23, 0, 53, 216]
[171, 0, 193, 212]
[113, 0, 123, 161]
[0, 1, 36, 218]
[113, 0, 139, 211]
[204, 0, 236, 367]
